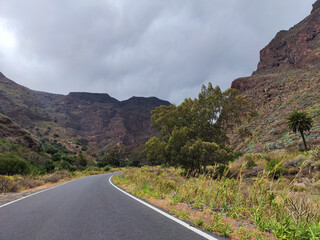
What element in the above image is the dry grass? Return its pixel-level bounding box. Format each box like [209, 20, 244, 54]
[114, 152, 320, 240]
[0, 167, 119, 195]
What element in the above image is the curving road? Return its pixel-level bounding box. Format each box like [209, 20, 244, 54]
[0, 172, 226, 240]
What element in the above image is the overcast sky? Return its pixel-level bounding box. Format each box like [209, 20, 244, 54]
[0, 0, 316, 104]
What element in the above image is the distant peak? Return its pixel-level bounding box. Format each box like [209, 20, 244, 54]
[65, 92, 119, 104]
[312, 0, 320, 13]
[121, 96, 170, 107]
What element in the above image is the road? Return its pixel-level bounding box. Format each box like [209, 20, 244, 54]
[0, 172, 225, 240]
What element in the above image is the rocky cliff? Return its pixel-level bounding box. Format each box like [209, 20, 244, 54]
[231, 0, 320, 152]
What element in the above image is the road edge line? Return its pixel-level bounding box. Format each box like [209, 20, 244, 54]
[109, 174, 219, 240]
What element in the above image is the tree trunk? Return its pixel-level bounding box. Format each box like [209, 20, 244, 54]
[300, 129, 308, 151]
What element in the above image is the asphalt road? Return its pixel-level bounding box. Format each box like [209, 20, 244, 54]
[0, 172, 226, 240]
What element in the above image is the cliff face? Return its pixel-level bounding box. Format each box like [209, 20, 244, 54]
[0, 72, 170, 150]
[230, 1, 320, 152]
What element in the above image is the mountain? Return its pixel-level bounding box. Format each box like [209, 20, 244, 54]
[230, 0, 320, 152]
[0, 72, 170, 151]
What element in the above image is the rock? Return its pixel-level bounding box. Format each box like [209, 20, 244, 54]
[256, 4, 320, 72]
[229, 1, 320, 153]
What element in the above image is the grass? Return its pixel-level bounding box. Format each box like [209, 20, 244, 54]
[113, 149, 320, 239]
[0, 167, 120, 194]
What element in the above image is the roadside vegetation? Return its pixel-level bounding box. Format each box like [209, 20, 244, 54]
[114, 147, 320, 240]
[112, 83, 320, 239]
[0, 138, 120, 195]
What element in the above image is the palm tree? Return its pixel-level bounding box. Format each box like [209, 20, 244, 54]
[287, 110, 313, 150]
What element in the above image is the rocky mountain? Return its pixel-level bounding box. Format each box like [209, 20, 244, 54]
[231, 0, 320, 152]
[0, 72, 170, 151]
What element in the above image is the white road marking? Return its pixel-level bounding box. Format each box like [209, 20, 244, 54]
[109, 174, 219, 240]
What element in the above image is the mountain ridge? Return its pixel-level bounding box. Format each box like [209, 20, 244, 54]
[0, 72, 170, 152]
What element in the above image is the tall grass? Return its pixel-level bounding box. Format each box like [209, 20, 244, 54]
[114, 152, 320, 240]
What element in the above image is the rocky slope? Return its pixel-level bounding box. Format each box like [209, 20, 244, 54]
[0, 73, 170, 151]
[0, 113, 42, 152]
[231, 0, 320, 152]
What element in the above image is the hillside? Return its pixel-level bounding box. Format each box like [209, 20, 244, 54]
[0, 113, 41, 152]
[0, 72, 170, 151]
[231, 0, 320, 152]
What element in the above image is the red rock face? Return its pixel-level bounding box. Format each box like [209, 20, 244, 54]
[257, 1, 320, 72]
[232, 0, 320, 92]
[229, 1, 320, 153]
[231, 77, 256, 92]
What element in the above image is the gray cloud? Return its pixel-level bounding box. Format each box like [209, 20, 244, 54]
[0, 0, 315, 104]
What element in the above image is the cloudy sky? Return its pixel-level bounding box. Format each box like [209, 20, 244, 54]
[0, 0, 316, 104]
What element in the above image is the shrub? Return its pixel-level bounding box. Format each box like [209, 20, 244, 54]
[0, 175, 15, 192]
[266, 158, 284, 178]
[103, 165, 111, 172]
[51, 152, 61, 161]
[57, 161, 76, 172]
[44, 174, 61, 183]
[246, 159, 257, 168]
[0, 154, 30, 175]
[81, 146, 88, 151]
[45, 160, 55, 173]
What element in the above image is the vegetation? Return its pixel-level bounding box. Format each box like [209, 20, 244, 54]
[111, 84, 320, 239]
[287, 110, 313, 150]
[114, 148, 320, 240]
[0, 167, 119, 194]
[145, 83, 253, 175]
[0, 137, 115, 195]
[98, 144, 147, 167]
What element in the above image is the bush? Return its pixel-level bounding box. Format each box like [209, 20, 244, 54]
[44, 174, 61, 183]
[103, 165, 111, 172]
[266, 158, 284, 178]
[84, 166, 100, 172]
[45, 146, 58, 155]
[0, 154, 30, 175]
[51, 152, 61, 161]
[45, 160, 55, 173]
[81, 146, 88, 151]
[0, 175, 15, 192]
[57, 161, 76, 172]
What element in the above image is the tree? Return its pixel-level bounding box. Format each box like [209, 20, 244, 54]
[287, 110, 313, 150]
[145, 83, 251, 174]
[180, 139, 232, 174]
[145, 137, 167, 165]
[100, 145, 129, 167]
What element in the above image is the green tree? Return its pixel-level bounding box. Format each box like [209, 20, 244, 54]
[101, 145, 128, 167]
[145, 137, 167, 165]
[180, 139, 231, 174]
[287, 110, 313, 150]
[146, 83, 251, 174]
